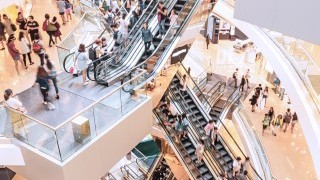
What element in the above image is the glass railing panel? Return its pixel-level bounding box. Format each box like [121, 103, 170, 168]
[189, 2, 214, 25]
[6, 108, 61, 160]
[4, 69, 147, 162]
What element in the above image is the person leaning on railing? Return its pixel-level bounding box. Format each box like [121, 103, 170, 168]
[3, 89, 27, 114]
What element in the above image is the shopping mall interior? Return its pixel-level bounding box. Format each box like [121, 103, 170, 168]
[0, 0, 319, 180]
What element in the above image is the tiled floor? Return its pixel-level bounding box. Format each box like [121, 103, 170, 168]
[185, 34, 317, 179]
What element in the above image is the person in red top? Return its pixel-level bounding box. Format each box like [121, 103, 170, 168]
[7, 34, 26, 75]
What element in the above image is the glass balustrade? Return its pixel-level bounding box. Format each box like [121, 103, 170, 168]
[3, 69, 148, 162]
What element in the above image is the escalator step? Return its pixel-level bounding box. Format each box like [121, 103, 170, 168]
[219, 150, 228, 157]
[224, 156, 232, 163]
[186, 148, 195, 155]
[198, 167, 209, 175]
[183, 141, 192, 148]
[215, 144, 223, 150]
[202, 173, 214, 180]
[191, 154, 197, 161]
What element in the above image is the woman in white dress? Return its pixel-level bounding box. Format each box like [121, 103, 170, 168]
[195, 139, 205, 163]
[74, 44, 90, 86]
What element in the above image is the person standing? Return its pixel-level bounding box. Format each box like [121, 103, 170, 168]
[125, 0, 131, 12]
[51, 16, 62, 43]
[33, 66, 50, 105]
[211, 127, 219, 147]
[231, 68, 239, 88]
[262, 113, 270, 136]
[111, 0, 119, 13]
[2, 14, 14, 36]
[141, 22, 153, 52]
[232, 157, 242, 177]
[261, 86, 269, 107]
[206, 34, 210, 49]
[204, 120, 215, 137]
[57, 0, 66, 25]
[0, 16, 6, 50]
[3, 89, 27, 114]
[272, 115, 283, 136]
[117, 14, 129, 47]
[283, 108, 292, 132]
[74, 44, 90, 86]
[16, 12, 31, 44]
[175, 116, 183, 141]
[42, 14, 55, 47]
[26, 15, 40, 41]
[157, 1, 167, 38]
[180, 74, 188, 95]
[245, 69, 250, 89]
[249, 93, 258, 112]
[291, 112, 298, 134]
[32, 33, 45, 66]
[195, 139, 205, 163]
[239, 75, 246, 92]
[18, 31, 34, 67]
[267, 107, 275, 127]
[45, 55, 59, 99]
[7, 35, 26, 75]
[169, 10, 178, 27]
[181, 113, 189, 138]
[103, 0, 111, 11]
[255, 84, 263, 96]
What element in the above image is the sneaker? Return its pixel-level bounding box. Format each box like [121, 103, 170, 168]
[42, 101, 48, 105]
[56, 95, 60, 99]
[83, 81, 89, 86]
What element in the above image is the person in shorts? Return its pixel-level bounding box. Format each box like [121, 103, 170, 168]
[0, 15, 6, 50]
[57, 0, 66, 25]
[7, 34, 27, 74]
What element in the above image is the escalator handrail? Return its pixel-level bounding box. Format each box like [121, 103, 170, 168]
[167, 87, 227, 175]
[124, 164, 139, 178]
[136, 154, 161, 177]
[107, 172, 117, 180]
[129, 0, 204, 79]
[153, 110, 205, 180]
[207, 81, 226, 105]
[90, 0, 161, 71]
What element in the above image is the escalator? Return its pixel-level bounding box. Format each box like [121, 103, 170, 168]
[150, 155, 176, 180]
[62, 0, 147, 74]
[92, 0, 205, 87]
[168, 68, 263, 179]
[153, 108, 216, 179]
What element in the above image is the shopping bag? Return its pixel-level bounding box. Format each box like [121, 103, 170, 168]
[149, 43, 155, 51]
[69, 66, 74, 74]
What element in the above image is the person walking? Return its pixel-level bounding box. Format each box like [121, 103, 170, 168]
[239, 75, 246, 92]
[272, 115, 283, 136]
[57, 0, 66, 25]
[42, 14, 55, 47]
[65, 0, 73, 22]
[74, 44, 90, 86]
[45, 55, 59, 99]
[7, 34, 26, 75]
[0, 16, 5, 50]
[206, 34, 210, 49]
[262, 113, 270, 136]
[195, 139, 205, 163]
[117, 14, 129, 46]
[141, 22, 153, 52]
[18, 31, 34, 67]
[32, 33, 45, 66]
[33, 66, 50, 105]
[291, 112, 298, 134]
[211, 127, 219, 147]
[16, 12, 31, 44]
[283, 108, 292, 132]
[180, 74, 188, 95]
[51, 16, 62, 43]
[267, 107, 275, 128]
[157, 1, 167, 38]
[26, 15, 40, 41]
[261, 86, 269, 107]
[175, 116, 183, 141]
[3, 89, 27, 114]
[249, 93, 258, 112]
[2, 14, 14, 36]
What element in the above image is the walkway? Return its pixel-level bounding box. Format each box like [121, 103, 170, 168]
[185, 33, 317, 179]
[0, 0, 78, 102]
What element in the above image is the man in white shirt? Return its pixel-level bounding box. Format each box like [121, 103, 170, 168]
[233, 157, 242, 177]
[111, 0, 119, 13]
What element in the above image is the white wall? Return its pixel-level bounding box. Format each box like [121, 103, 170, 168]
[214, 1, 320, 178]
[233, 0, 320, 44]
[10, 97, 153, 180]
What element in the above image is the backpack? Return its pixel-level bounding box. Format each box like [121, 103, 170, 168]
[284, 112, 292, 122]
[32, 41, 42, 53]
[88, 46, 98, 60]
[106, 13, 114, 24]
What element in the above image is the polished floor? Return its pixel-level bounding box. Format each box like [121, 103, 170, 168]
[186, 34, 317, 179]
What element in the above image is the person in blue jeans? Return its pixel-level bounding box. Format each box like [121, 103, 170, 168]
[157, 1, 167, 38]
[45, 54, 59, 99]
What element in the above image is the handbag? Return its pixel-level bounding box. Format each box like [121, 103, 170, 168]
[11, 24, 17, 32]
[149, 43, 155, 51]
[69, 66, 74, 74]
[47, 23, 57, 32]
